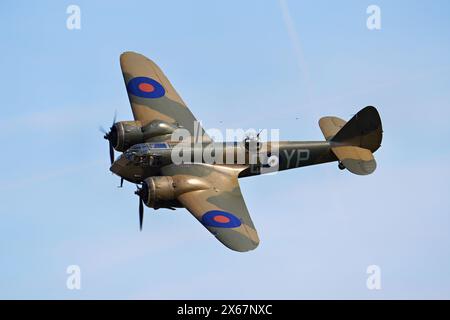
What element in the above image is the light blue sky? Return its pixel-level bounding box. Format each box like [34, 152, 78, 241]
[1, 0, 450, 299]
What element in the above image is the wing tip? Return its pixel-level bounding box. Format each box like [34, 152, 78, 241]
[225, 241, 259, 253]
[120, 51, 156, 66]
[219, 233, 260, 253]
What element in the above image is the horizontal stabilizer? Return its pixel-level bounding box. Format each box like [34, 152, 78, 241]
[331, 146, 376, 175]
[318, 116, 346, 140]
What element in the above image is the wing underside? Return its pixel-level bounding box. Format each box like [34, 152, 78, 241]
[161, 164, 259, 252]
[120, 51, 209, 141]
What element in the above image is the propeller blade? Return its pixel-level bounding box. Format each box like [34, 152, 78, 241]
[139, 197, 144, 231]
[99, 126, 108, 135]
[109, 140, 114, 165]
[112, 110, 117, 126]
[102, 111, 118, 165]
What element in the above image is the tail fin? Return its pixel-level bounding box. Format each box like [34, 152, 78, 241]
[319, 106, 383, 175]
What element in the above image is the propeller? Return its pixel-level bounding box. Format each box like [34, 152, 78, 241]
[134, 183, 148, 231]
[139, 196, 144, 231]
[101, 113, 127, 187]
[101, 112, 117, 165]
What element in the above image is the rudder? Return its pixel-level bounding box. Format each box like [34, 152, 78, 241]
[331, 106, 382, 152]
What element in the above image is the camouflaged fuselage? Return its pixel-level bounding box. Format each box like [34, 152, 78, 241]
[110, 141, 336, 183]
[105, 51, 382, 252]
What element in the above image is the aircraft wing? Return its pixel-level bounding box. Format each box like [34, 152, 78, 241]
[161, 164, 260, 252]
[120, 51, 210, 141]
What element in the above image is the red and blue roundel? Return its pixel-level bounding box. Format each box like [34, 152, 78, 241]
[201, 210, 242, 228]
[127, 77, 165, 99]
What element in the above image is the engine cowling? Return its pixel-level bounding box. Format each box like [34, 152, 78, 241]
[141, 176, 209, 209]
[109, 121, 144, 152]
[143, 176, 179, 209]
[109, 120, 181, 152]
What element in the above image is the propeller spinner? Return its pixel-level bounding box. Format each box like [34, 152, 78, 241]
[101, 112, 117, 165]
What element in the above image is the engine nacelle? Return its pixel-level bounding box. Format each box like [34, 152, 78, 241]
[110, 121, 144, 152]
[141, 176, 209, 209]
[110, 120, 180, 152]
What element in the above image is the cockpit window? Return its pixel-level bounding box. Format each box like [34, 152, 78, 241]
[124, 143, 169, 160]
[128, 144, 145, 152]
[149, 143, 169, 149]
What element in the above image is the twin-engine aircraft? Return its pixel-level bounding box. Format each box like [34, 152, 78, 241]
[103, 51, 383, 252]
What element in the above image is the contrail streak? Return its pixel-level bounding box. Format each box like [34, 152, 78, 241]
[278, 0, 312, 104]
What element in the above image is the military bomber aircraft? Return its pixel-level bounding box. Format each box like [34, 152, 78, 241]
[102, 52, 383, 252]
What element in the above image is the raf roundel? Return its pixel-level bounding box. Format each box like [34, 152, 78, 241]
[201, 210, 242, 228]
[127, 76, 165, 99]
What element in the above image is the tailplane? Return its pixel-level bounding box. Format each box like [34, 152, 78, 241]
[319, 106, 383, 175]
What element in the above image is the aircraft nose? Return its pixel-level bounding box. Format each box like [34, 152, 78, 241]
[109, 154, 127, 175]
[109, 154, 144, 183]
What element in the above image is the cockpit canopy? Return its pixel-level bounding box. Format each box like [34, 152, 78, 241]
[124, 142, 170, 166]
[125, 142, 169, 155]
